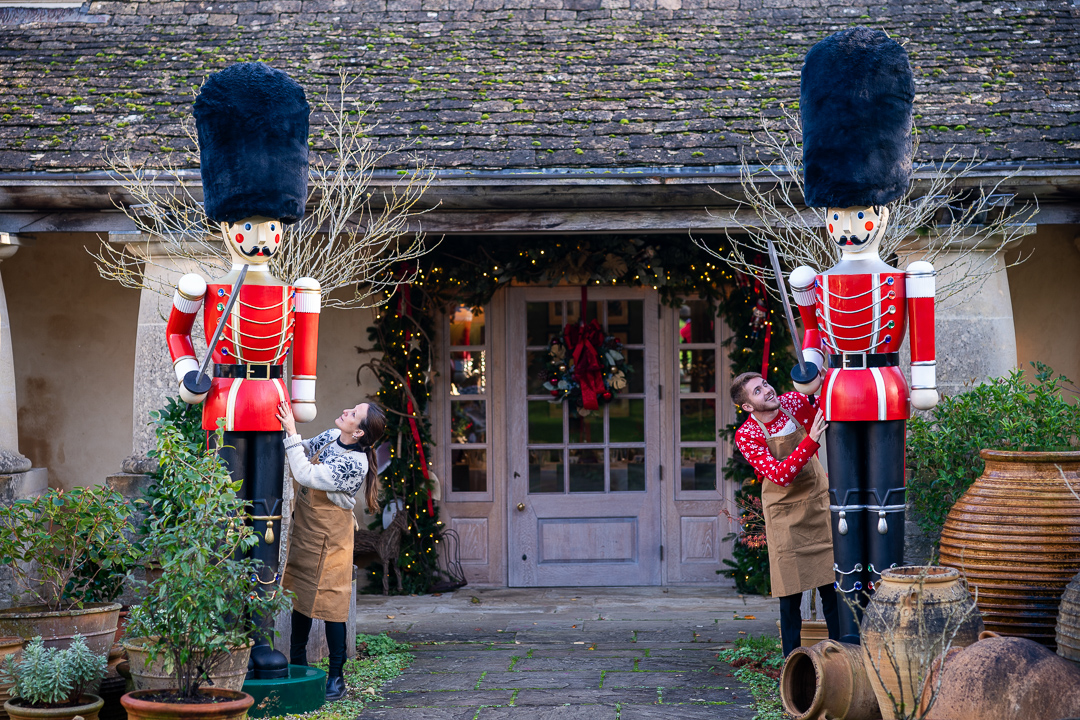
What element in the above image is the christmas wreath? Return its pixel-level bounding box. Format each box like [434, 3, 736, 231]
[543, 319, 633, 415]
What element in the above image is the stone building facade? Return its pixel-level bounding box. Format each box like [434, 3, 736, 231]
[0, 0, 1077, 587]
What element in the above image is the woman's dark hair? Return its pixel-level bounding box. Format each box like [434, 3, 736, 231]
[358, 403, 387, 514]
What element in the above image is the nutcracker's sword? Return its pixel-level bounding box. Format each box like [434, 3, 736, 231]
[764, 239, 816, 384]
[183, 264, 249, 396]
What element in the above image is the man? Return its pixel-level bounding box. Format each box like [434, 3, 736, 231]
[731, 371, 839, 656]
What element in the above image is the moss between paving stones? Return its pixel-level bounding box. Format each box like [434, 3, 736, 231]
[262, 633, 414, 720]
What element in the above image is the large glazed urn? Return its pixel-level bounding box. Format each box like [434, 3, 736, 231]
[938, 449, 1080, 649]
[860, 566, 983, 720]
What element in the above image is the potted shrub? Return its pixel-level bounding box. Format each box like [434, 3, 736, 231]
[0, 634, 106, 720]
[907, 362, 1080, 646]
[0, 485, 137, 657]
[120, 419, 290, 720]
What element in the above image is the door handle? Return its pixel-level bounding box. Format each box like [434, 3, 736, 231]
[517, 503, 525, 511]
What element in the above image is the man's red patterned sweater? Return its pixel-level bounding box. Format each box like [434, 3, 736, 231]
[734, 391, 820, 488]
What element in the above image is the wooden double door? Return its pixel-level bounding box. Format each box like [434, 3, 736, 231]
[506, 287, 662, 586]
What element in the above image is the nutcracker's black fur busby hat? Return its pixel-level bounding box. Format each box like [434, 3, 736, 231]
[194, 62, 310, 224]
[800, 27, 914, 208]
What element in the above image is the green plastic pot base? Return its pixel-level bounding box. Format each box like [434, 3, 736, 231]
[242, 665, 326, 718]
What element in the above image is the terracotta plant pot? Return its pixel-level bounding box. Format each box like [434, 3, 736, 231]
[1056, 569, 1080, 669]
[780, 639, 881, 720]
[3, 694, 103, 720]
[860, 566, 984, 720]
[121, 638, 252, 693]
[0, 637, 26, 720]
[121, 689, 252, 720]
[939, 449, 1080, 649]
[0, 603, 121, 659]
[919, 631, 1080, 720]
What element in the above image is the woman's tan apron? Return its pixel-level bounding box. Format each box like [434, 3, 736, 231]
[281, 448, 355, 622]
[756, 408, 835, 597]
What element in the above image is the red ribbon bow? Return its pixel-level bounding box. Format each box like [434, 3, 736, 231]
[564, 319, 606, 411]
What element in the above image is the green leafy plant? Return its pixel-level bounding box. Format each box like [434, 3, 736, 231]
[717, 634, 785, 719]
[716, 633, 784, 675]
[907, 362, 1080, 538]
[1, 635, 105, 707]
[355, 633, 411, 659]
[0, 486, 137, 611]
[125, 417, 291, 700]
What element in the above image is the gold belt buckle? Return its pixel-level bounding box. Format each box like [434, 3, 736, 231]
[246, 363, 270, 380]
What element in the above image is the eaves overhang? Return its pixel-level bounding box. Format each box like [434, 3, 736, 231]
[1, 163, 1079, 235]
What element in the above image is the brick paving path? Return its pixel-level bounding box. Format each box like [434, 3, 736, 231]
[354, 587, 780, 719]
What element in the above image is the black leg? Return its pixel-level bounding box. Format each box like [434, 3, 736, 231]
[290, 610, 313, 666]
[826, 421, 869, 642]
[778, 592, 804, 657]
[866, 420, 906, 587]
[325, 621, 347, 678]
[219, 430, 289, 679]
[818, 583, 841, 642]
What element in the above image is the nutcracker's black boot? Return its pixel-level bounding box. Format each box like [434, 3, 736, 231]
[251, 642, 289, 679]
[325, 675, 347, 702]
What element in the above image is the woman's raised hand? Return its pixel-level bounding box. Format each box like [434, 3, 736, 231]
[276, 400, 297, 436]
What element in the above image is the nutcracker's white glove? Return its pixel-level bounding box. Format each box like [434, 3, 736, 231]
[793, 360, 826, 396]
[291, 401, 317, 423]
[178, 381, 208, 405]
[910, 388, 939, 411]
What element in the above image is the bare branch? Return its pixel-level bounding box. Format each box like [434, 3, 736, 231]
[694, 110, 1033, 306]
[92, 70, 437, 310]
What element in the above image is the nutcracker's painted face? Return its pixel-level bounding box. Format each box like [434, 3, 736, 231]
[826, 205, 889, 255]
[220, 217, 282, 265]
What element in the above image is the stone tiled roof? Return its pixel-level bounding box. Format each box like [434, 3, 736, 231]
[0, 0, 1078, 174]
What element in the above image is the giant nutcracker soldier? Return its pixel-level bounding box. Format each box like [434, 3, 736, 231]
[166, 62, 320, 678]
[787, 28, 939, 641]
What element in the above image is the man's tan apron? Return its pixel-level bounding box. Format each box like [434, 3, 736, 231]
[755, 408, 835, 597]
[281, 453, 355, 622]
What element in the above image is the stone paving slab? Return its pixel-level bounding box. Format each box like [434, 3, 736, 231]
[476, 706, 618, 719]
[356, 587, 774, 720]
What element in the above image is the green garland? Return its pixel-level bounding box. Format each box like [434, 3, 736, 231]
[363, 235, 794, 595]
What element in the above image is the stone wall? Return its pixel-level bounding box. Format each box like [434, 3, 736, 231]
[3, 233, 139, 490]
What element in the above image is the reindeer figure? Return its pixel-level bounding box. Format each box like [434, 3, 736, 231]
[354, 507, 408, 595]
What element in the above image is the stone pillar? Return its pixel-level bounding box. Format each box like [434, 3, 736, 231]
[103, 233, 212, 463]
[0, 236, 49, 607]
[0, 242, 29, 475]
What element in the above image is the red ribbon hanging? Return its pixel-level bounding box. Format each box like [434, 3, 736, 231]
[559, 286, 606, 412]
[564, 319, 605, 411]
[397, 282, 435, 517]
[761, 320, 772, 380]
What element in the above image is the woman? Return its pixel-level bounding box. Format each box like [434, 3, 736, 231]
[276, 399, 386, 702]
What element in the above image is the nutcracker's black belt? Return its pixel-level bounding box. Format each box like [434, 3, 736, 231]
[828, 352, 900, 370]
[214, 363, 284, 380]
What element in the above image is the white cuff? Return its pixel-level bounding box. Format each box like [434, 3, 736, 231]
[294, 277, 321, 314]
[911, 362, 936, 390]
[906, 261, 936, 298]
[173, 356, 198, 384]
[283, 433, 304, 451]
[291, 377, 316, 402]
